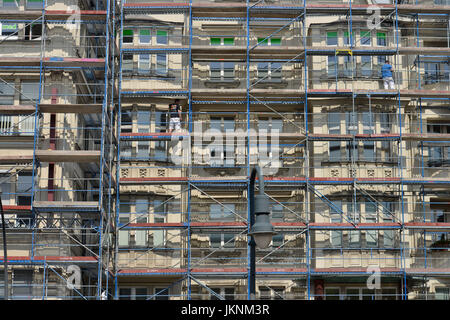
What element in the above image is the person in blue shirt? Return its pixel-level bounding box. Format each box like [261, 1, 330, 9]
[381, 60, 395, 90]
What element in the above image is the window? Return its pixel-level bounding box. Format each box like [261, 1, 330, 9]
[210, 37, 221, 46]
[273, 288, 285, 300]
[121, 141, 132, 158]
[135, 200, 148, 246]
[210, 287, 235, 300]
[326, 31, 337, 46]
[380, 113, 390, 133]
[155, 111, 167, 161]
[346, 288, 376, 300]
[343, 56, 352, 77]
[346, 112, 358, 161]
[0, 115, 14, 136]
[154, 287, 169, 300]
[17, 172, 32, 205]
[362, 112, 375, 161]
[152, 200, 166, 247]
[328, 56, 337, 77]
[258, 117, 283, 134]
[0, 115, 12, 135]
[377, 32, 386, 46]
[2, 0, 18, 9]
[257, 37, 281, 46]
[0, 174, 11, 205]
[119, 287, 148, 300]
[344, 31, 354, 46]
[24, 23, 42, 41]
[139, 29, 151, 44]
[259, 287, 270, 300]
[210, 62, 235, 81]
[210, 203, 235, 221]
[271, 203, 284, 222]
[360, 30, 371, 46]
[210, 37, 235, 46]
[361, 56, 372, 77]
[119, 288, 131, 300]
[122, 54, 133, 73]
[381, 288, 397, 300]
[0, 81, 14, 105]
[135, 288, 147, 300]
[330, 200, 342, 247]
[365, 201, 378, 247]
[428, 146, 443, 165]
[209, 117, 235, 166]
[12, 270, 33, 300]
[138, 54, 150, 74]
[137, 111, 150, 159]
[18, 115, 34, 136]
[346, 288, 359, 300]
[20, 82, 39, 104]
[257, 62, 282, 82]
[0, 23, 18, 40]
[362, 289, 376, 300]
[382, 201, 395, 247]
[377, 55, 386, 78]
[118, 213, 129, 247]
[272, 233, 284, 248]
[325, 288, 340, 300]
[123, 29, 133, 44]
[135, 215, 148, 246]
[328, 113, 341, 161]
[435, 287, 450, 300]
[210, 233, 235, 248]
[156, 30, 168, 45]
[424, 62, 450, 85]
[156, 53, 167, 75]
[348, 202, 360, 247]
[26, 0, 43, 10]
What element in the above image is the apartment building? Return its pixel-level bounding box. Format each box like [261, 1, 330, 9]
[0, 0, 449, 300]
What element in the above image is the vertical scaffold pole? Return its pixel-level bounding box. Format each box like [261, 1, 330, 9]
[302, 0, 311, 301]
[114, 0, 125, 300]
[187, 0, 193, 300]
[246, 0, 252, 300]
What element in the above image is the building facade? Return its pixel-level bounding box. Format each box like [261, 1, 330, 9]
[0, 0, 449, 300]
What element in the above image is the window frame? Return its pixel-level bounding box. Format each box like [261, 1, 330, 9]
[139, 28, 151, 44]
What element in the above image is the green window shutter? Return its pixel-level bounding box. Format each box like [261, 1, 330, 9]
[27, 0, 43, 2]
[344, 31, 354, 37]
[140, 29, 150, 36]
[258, 37, 269, 45]
[361, 31, 370, 37]
[377, 32, 386, 39]
[271, 38, 281, 46]
[210, 37, 221, 45]
[123, 29, 133, 36]
[157, 30, 167, 36]
[327, 32, 337, 38]
[223, 37, 234, 46]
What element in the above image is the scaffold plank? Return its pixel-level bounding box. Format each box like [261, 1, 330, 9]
[39, 104, 103, 114]
[35, 150, 101, 162]
[0, 105, 35, 114]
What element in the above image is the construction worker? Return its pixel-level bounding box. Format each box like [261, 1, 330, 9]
[168, 99, 182, 133]
[381, 59, 395, 90]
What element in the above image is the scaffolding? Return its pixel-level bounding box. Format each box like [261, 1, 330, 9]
[1, 0, 450, 300]
[114, 0, 450, 301]
[0, 0, 117, 299]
